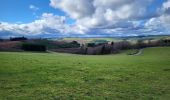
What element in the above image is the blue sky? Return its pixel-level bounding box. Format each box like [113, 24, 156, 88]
[0, 0, 65, 23]
[0, 0, 170, 38]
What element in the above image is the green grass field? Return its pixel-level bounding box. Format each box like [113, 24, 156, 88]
[0, 47, 170, 100]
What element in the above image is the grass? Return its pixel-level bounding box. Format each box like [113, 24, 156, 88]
[0, 47, 170, 100]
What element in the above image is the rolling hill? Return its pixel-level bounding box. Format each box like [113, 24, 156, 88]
[0, 47, 170, 99]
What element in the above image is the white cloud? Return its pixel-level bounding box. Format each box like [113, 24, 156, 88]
[50, 0, 95, 19]
[1, 0, 170, 38]
[145, 14, 170, 31]
[0, 12, 89, 38]
[163, 0, 170, 9]
[29, 5, 39, 11]
[50, 0, 154, 31]
[0, 13, 69, 35]
[144, 0, 170, 35]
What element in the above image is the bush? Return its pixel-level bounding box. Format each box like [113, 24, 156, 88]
[87, 43, 96, 47]
[93, 40, 108, 45]
[22, 43, 46, 51]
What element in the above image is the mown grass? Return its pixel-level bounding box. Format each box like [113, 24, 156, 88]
[0, 47, 170, 100]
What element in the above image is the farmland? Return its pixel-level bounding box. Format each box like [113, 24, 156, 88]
[62, 35, 170, 44]
[0, 47, 170, 99]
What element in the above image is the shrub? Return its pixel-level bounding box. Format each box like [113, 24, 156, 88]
[21, 43, 46, 51]
[87, 43, 95, 47]
[93, 40, 108, 45]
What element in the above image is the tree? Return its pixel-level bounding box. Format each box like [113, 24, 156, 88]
[22, 43, 46, 51]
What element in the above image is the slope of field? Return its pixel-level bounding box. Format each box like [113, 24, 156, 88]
[0, 41, 22, 51]
[0, 47, 170, 99]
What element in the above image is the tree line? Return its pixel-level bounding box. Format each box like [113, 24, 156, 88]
[80, 39, 170, 55]
[1, 37, 170, 54]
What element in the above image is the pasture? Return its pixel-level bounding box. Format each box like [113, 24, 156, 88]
[0, 47, 170, 99]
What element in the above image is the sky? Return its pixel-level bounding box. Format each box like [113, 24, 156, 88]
[0, 0, 170, 38]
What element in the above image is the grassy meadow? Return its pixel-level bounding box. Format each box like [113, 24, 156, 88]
[0, 47, 170, 99]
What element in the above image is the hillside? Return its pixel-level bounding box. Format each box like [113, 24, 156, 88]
[0, 47, 170, 99]
[0, 36, 170, 55]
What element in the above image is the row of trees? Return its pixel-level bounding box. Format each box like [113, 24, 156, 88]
[21, 43, 46, 51]
[10, 37, 27, 41]
[1, 36, 169, 54]
[80, 39, 170, 55]
[20, 40, 81, 52]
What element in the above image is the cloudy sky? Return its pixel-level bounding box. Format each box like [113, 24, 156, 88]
[0, 0, 170, 38]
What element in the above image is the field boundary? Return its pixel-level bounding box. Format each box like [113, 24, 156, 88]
[133, 49, 143, 56]
[127, 49, 143, 56]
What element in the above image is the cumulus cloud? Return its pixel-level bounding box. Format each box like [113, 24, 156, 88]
[50, 0, 154, 30]
[51, 0, 170, 36]
[145, 0, 170, 34]
[0, 12, 90, 38]
[163, 0, 170, 9]
[0, 0, 170, 38]
[0, 13, 69, 37]
[50, 0, 95, 19]
[162, 0, 170, 14]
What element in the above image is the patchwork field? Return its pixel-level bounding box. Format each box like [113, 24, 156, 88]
[63, 35, 170, 44]
[0, 47, 170, 99]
